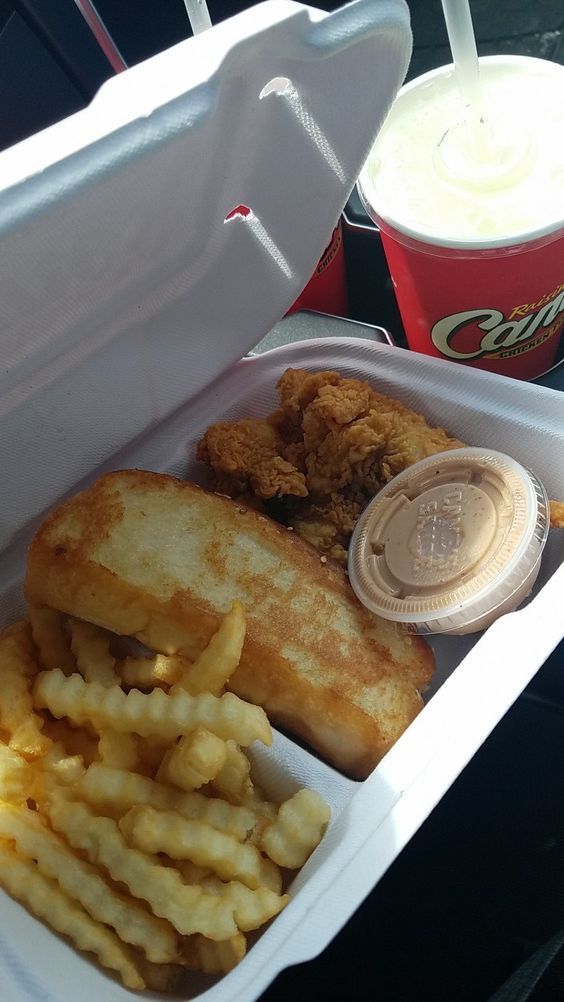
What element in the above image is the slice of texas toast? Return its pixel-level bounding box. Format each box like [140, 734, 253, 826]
[25, 470, 434, 778]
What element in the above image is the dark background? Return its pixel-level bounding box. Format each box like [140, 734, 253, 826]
[1, 3, 564, 1000]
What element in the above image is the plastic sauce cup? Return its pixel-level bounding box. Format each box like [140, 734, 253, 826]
[357, 56, 564, 380]
[348, 448, 549, 635]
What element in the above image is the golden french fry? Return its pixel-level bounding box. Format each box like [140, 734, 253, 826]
[134, 735, 168, 777]
[0, 621, 51, 759]
[131, 954, 184, 992]
[0, 802, 180, 963]
[200, 874, 288, 931]
[69, 620, 117, 687]
[242, 784, 279, 846]
[98, 730, 138, 770]
[183, 931, 246, 973]
[42, 794, 238, 941]
[157, 729, 227, 792]
[33, 669, 271, 746]
[171, 859, 212, 883]
[255, 856, 283, 895]
[76, 764, 256, 839]
[210, 740, 252, 803]
[242, 783, 279, 822]
[119, 805, 267, 890]
[118, 652, 191, 690]
[38, 742, 86, 785]
[0, 839, 144, 990]
[40, 715, 99, 764]
[226, 881, 287, 930]
[145, 856, 285, 931]
[260, 789, 331, 869]
[0, 742, 34, 803]
[27, 605, 76, 674]
[0, 596, 332, 989]
[173, 601, 246, 696]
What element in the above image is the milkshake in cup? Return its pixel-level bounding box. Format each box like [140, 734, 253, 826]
[357, 56, 564, 380]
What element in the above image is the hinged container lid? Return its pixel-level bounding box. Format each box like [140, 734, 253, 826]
[0, 0, 411, 550]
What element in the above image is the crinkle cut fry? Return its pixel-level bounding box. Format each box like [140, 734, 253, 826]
[119, 805, 269, 890]
[118, 652, 190, 689]
[76, 764, 256, 840]
[129, 955, 184, 993]
[136, 735, 170, 776]
[33, 669, 271, 746]
[69, 619, 118, 687]
[38, 741, 86, 785]
[42, 794, 238, 941]
[173, 600, 246, 696]
[199, 874, 288, 932]
[40, 714, 99, 766]
[183, 932, 247, 973]
[0, 620, 51, 759]
[261, 789, 331, 869]
[0, 840, 144, 990]
[98, 730, 139, 770]
[0, 802, 180, 963]
[0, 742, 34, 803]
[157, 728, 227, 791]
[27, 605, 76, 674]
[211, 739, 251, 803]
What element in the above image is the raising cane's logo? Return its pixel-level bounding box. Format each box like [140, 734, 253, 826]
[431, 283, 564, 361]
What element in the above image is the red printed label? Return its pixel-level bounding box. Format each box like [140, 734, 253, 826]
[287, 221, 348, 317]
[379, 223, 564, 380]
[431, 283, 564, 361]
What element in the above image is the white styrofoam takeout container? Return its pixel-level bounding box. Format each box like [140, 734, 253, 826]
[1, 1, 563, 1000]
[2, 325, 564, 1002]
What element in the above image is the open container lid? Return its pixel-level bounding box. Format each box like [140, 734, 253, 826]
[0, 0, 412, 553]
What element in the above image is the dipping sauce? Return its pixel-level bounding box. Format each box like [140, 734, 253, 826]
[348, 448, 549, 635]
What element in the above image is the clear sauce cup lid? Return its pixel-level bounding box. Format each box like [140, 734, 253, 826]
[348, 448, 549, 635]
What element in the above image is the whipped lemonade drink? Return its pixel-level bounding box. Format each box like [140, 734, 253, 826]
[358, 56, 564, 379]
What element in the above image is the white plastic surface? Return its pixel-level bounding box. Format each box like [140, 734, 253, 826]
[0, 0, 411, 553]
[1, 332, 563, 1002]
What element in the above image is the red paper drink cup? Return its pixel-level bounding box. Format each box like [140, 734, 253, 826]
[357, 56, 564, 380]
[286, 218, 349, 317]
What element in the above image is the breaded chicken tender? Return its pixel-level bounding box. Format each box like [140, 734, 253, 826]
[274, 370, 463, 494]
[197, 418, 307, 500]
[196, 369, 463, 561]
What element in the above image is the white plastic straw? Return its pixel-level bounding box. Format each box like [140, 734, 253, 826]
[183, 0, 213, 35]
[440, 0, 484, 127]
[73, 0, 128, 71]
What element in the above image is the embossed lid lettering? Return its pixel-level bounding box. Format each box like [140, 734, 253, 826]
[348, 448, 549, 636]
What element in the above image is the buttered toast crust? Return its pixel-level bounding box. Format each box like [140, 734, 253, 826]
[25, 471, 434, 779]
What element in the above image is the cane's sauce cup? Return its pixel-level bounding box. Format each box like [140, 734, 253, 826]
[348, 448, 549, 635]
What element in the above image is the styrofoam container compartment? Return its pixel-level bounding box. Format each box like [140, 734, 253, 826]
[1, 2, 563, 1000]
[2, 327, 564, 1002]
